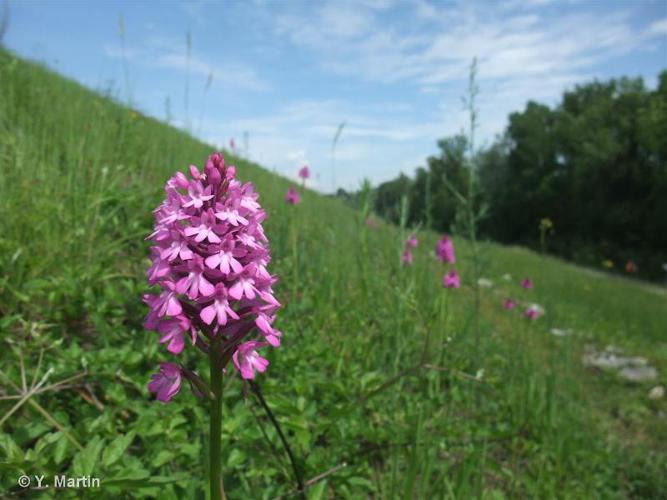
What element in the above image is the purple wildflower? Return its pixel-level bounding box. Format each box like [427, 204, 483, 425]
[521, 278, 533, 289]
[443, 270, 461, 289]
[144, 153, 281, 401]
[401, 249, 413, 265]
[199, 283, 240, 328]
[503, 298, 516, 310]
[285, 186, 301, 205]
[148, 362, 182, 402]
[298, 165, 310, 179]
[233, 341, 269, 380]
[436, 235, 456, 263]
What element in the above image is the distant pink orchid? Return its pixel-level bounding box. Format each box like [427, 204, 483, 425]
[436, 235, 456, 263]
[503, 298, 516, 310]
[521, 278, 533, 289]
[401, 249, 413, 265]
[233, 341, 270, 380]
[148, 362, 182, 402]
[406, 235, 418, 248]
[285, 186, 301, 205]
[298, 164, 310, 180]
[524, 304, 542, 319]
[443, 270, 461, 289]
[625, 260, 637, 273]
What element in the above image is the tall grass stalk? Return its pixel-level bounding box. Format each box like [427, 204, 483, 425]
[331, 121, 345, 193]
[197, 71, 214, 136]
[184, 31, 192, 132]
[443, 58, 486, 376]
[117, 15, 131, 105]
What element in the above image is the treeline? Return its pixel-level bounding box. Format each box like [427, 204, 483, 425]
[370, 72, 667, 280]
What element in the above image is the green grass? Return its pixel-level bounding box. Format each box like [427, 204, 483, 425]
[1, 49, 666, 498]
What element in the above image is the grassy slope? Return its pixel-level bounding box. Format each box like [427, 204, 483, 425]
[1, 50, 665, 498]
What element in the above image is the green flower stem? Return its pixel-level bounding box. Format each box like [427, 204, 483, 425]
[249, 381, 306, 498]
[209, 334, 226, 500]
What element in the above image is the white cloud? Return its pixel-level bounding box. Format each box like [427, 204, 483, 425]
[266, 0, 658, 171]
[104, 37, 270, 93]
[103, 45, 140, 60]
[273, 2, 645, 92]
[155, 52, 270, 92]
[646, 18, 667, 36]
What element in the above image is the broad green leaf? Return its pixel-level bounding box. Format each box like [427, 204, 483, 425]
[102, 431, 135, 467]
[151, 450, 175, 468]
[54, 434, 69, 465]
[71, 436, 104, 477]
[307, 480, 327, 500]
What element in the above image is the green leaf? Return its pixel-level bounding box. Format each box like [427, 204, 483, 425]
[104, 473, 189, 489]
[0, 435, 24, 463]
[103, 431, 135, 467]
[307, 480, 327, 500]
[54, 434, 69, 465]
[151, 450, 174, 468]
[72, 436, 104, 477]
[226, 448, 246, 468]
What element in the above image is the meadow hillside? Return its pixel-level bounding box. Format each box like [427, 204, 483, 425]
[1, 49, 666, 498]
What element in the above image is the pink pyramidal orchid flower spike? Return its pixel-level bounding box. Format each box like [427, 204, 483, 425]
[401, 249, 413, 265]
[401, 235, 418, 266]
[521, 278, 533, 289]
[443, 270, 461, 289]
[298, 164, 310, 180]
[503, 298, 517, 310]
[285, 186, 301, 205]
[436, 235, 456, 263]
[143, 152, 281, 500]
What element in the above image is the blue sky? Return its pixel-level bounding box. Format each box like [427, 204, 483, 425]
[4, 0, 666, 192]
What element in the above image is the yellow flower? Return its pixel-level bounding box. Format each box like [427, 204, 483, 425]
[539, 217, 554, 230]
[602, 259, 614, 269]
